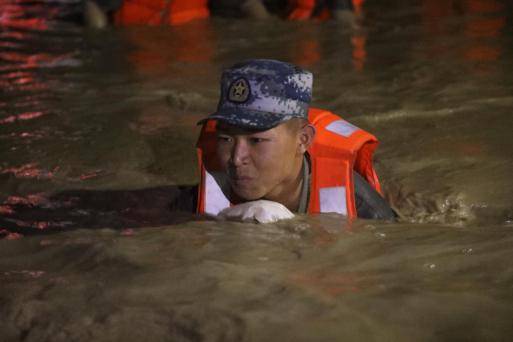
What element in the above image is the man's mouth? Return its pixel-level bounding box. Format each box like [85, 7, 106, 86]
[231, 176, 252, 182]
[229, 173, 254, 184]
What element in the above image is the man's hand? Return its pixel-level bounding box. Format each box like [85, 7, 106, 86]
[218, 200, 294, 223]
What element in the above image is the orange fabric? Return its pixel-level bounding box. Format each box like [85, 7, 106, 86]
[352, 0, 364, 14]
[168, 0, 209, 25]
[292, 38, 321, 67]
[196, 120, 219, 214]
[288, 0, 316, 20]
[114, 0, 209, 26]
[196, 108, 381, 218]
[463, 0, 504, 64]
[315, 7, 331, 21]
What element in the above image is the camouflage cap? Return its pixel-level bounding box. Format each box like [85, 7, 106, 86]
[198, 59, 313, 130]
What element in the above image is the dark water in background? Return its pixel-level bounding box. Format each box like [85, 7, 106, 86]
[1, 0, 513, 340]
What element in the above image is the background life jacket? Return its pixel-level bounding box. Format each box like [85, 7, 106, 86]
[114, 0, 209, 26]
[287, 0, 316, 20]
[195, 107, 382, 219]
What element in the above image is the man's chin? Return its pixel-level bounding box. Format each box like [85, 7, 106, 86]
[231, 187, 263, 202]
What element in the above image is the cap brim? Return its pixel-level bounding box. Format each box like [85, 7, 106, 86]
[197, 108, 297, 131]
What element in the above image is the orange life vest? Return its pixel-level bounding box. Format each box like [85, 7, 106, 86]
[288, 0, 316, 20]
[114, 0, 209, 26]
[196, 107, 382, 219]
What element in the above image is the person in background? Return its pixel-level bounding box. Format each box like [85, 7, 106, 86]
[287, 0, 361, 23]
[83, 0, 271, 27]
[84, 0, 210, 28]
[210, 0, 362, 22]
[209, 0, 272, 20]
[83, 0, 363, 28]
[84, 0, 122, 28]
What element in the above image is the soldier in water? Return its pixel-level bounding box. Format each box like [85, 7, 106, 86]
[174, 59, 395, 223]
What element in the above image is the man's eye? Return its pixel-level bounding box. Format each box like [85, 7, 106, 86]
[249, 137, 266, 144]
[217, 135, 232, 143]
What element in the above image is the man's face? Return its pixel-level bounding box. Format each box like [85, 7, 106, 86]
[216, 121, 303, 202]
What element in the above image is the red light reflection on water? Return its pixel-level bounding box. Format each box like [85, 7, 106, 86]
[120, 228, 136, 236]
[1, 163, 57, 179]
[289, 271, 360, 297]
[422, 0, 506, 72]
[292, 29, 367, 72]
[466, 0, 504, 13]
[464, 14, 505, 63]
[79, 169, 107, 180]
[465, 17, 506, 39]
[0, 230, 24, 240]
[293, 39, 321, 67]
[0, 4, 49, 31]
[0, 52, 78, 71]
[0, 31, 30, 40]
[0, 205, 15, 215]
[1, 217, 72, 231]
[353, 0, 364, 15]
[0, 111, 45, 124]
[5, 193, 49, 206]
[125, 21, 215, 77]
[351, 33, 366, 72]
[1, 270, 45, 278]
[0, 17, 48, 31]
[351, 0, 367, 72]
[464, 45, 501, 63]
[0, 71, 36, 90]
[1, 192, 78, 212]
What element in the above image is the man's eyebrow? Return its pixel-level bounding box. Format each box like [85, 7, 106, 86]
[216, 128, 239, 135]
[215, 124, 231, 133]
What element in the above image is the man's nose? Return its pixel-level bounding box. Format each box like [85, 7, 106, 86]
[231, 139, 249, 166]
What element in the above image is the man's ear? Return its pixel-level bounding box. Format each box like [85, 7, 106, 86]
[298, 124, 316, 154]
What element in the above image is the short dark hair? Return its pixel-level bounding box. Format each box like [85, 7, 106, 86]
[283, 118, 309, 134]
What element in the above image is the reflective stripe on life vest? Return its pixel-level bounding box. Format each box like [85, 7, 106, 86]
[196, 107, 381, 218]
[204, 170, 230, 215]
[114, 0, 209, 26]
[319, 186, 347, 215]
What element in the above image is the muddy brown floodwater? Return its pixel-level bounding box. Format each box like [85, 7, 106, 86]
[1, 0, 513, 341]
